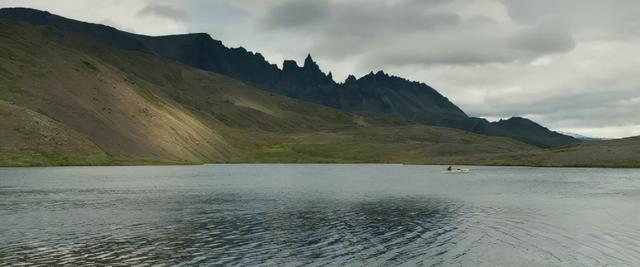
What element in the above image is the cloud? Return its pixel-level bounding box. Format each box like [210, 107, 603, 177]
[263, 0, 329, 29]
[137, 4, 188, 22]
[362, 19, 575, 69]
[258, 0, 575, 68]
[502, 0, 640, 40]
[509, 18, 575, 55]
[390, 39, 640, 138]
[245, 0, 640, 137]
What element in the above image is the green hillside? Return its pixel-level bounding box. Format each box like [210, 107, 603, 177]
[0, 7, 579, 148]
[0, 19, 541, 166]
[476, 137, 640, 168]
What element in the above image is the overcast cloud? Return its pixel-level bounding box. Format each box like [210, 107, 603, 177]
[1, 0, 639, 138]
[137, 4, 189, 22]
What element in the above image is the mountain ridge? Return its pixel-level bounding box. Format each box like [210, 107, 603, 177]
[0, 16, 542, 166]
[1, 11, 637, 167]
[0, 7, 578, 148]
[558, 131, 610, 141]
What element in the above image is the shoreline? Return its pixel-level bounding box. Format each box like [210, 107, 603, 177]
[1, 161, 639, 169]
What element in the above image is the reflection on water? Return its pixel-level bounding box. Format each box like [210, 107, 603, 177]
[1, 164, 640, 266]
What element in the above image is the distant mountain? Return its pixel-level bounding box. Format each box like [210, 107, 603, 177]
[0, 16, 537, 166]
[558, 132, 610, 141]
[484, 117, 579, 148]
[0, 7, 578, 148]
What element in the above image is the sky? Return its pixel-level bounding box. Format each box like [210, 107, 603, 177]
[2, 0, 640, 138]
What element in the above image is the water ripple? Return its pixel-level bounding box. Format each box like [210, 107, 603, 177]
[1, 165, 640, 266]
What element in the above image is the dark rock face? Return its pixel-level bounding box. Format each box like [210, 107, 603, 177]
[333, 71, 469, 126]
[135, 33, 282, 86]
[0, 8, 147, 51]
[488, 117, 578, 148]
[0, 7, 578, 148]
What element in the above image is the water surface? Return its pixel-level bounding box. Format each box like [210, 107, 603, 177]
[1, 164, 639, 266]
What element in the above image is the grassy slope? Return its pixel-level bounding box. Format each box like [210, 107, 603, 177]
[0, 19, 540, 166]
[245, 125, 535, 164]
[0, 99, 109, 166]
[0, 20, 232, 164]
[475, 137, 640, 168]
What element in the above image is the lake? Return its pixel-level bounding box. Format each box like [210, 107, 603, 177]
[1, 164, 639, 266]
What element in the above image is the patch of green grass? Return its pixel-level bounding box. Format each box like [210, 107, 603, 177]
[81, 59, 99, 72]
[251, 144, 357, 163]
[0, 151, 203, 167]
[161, 68, 185, 88]
[103, 157, 202, 166]
[133, 84, 165, 108]
[0, 148, 111, 167]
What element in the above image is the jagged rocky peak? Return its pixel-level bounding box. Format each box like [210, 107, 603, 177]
[282, 60, 300, 72]
[303, 54, 320, 70]
[360, 70, 390, 81]
[345, 75, 357, 84]
[282, 54, 321, 72]
[281, 53, 333, 83]
[253, 52, 267, 61]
